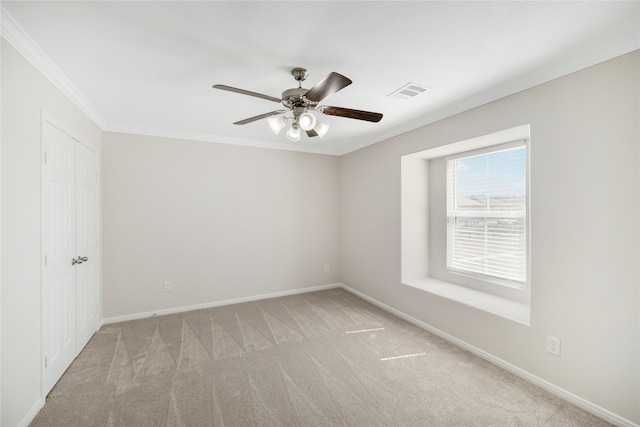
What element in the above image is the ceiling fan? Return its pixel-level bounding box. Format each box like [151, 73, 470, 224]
[212, 67, 383, 141]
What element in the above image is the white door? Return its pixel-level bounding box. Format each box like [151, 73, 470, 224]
[75, 143, 100, 350]
[42, 120, 100, 396]
[42, 123, 77, 395]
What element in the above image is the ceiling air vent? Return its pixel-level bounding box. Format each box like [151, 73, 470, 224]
[388, 82, 430, 100]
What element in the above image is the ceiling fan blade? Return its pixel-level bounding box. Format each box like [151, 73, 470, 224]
[213, 84, 282, 103]
[303, 72, 352, 103]
[305, 129, 319, 138]
[321, 106, 383, 122]
[233, 110, 286, 125]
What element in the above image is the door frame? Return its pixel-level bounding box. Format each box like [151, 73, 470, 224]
[40, 111, 101, 397]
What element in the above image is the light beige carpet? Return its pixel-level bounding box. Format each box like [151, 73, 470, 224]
[31, 288, 611, 426]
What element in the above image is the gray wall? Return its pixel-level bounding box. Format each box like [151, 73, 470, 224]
[1, 40, 102, 426]
[340, 51, 639, 422]
[102, 132, 340, 319]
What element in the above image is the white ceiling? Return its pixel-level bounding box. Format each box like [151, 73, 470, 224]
[2, 1, 638, 155]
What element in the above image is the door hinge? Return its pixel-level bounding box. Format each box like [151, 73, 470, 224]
[44, 152, 48, 165]
[44, 356, 48, 369]
[44, 255, 47, 267]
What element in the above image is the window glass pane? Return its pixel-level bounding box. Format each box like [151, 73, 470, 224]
[447, 145, 527, 285]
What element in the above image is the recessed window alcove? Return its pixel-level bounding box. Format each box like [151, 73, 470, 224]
[401, 125, 531, 325]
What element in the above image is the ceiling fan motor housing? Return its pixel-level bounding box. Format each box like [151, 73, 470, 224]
[281, 88, 317, 111]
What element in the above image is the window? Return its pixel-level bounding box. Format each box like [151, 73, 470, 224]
[446, 141, 527, 287]
[401, 125, 531, 323]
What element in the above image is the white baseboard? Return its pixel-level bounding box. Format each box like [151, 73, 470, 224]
[18, 397, 44, 427]
[338, 283, 638, 427]
[102, 283, 341, 325]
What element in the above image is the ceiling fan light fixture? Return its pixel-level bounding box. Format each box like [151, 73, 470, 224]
[268, 115, 287, 134]
[299, 112, 317, 131]
[313, 121, 330, 138]
[286, 124, 301, 142]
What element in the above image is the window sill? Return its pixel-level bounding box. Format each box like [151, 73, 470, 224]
[402, 278, 530, 325]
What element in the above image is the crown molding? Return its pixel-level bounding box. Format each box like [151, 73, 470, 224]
[3, 4, 637, 157]
[335, 33, 640, 156]
[105, 124, 341, 156]
[0, 6, 342, 155]
[1, 6, 107, 129]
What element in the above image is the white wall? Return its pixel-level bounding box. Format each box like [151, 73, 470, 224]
[1, 40, 102, 426]
[102, 132, 340, 319]
[340, 51, 639, 423]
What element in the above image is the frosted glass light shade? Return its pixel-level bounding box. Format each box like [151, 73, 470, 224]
[314, 121, 330, 138]
[299, 112, 317, 131]
[286, 125, 301, 141]
[268, 116, 287, 134]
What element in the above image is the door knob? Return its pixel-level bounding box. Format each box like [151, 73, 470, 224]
[71, 256, 88, 265]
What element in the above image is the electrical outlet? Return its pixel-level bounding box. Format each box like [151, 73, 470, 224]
[324, 264, 330, 272]
[163, 281, 172, 292]
[546, 335, 561, 356]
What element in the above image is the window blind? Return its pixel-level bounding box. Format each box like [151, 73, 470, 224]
[446, 141, 527, 286]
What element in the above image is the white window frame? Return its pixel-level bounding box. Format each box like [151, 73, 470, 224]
[445, 140, 529, 289]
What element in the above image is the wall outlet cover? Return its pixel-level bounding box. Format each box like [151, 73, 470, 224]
[546, 335, 561, 356]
